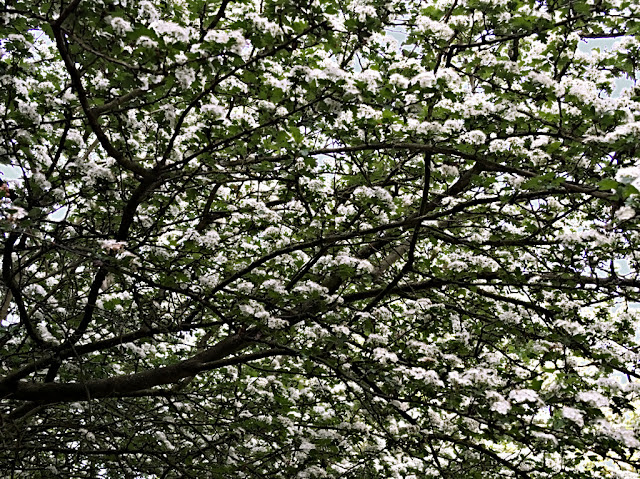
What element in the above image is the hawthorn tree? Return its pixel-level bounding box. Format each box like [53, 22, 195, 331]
[1, 0, 640, 477]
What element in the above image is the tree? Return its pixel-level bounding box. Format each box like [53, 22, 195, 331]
[1, 0, 640, 476]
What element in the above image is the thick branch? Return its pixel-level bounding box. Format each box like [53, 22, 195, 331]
[1, 333, 252, 402]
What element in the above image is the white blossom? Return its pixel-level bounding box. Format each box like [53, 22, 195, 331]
[175, 67, 196, 89]
[508, 389, 541, 404]
[562, 407, 584, 427]
[109, 17, 133, 36]
[415, 15, 454, 40]
[373, 347, 399, 364]
[151, 20, 193, 43]
[100, 240, 127, 252]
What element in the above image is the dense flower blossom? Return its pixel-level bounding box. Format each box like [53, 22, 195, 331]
[1, 0, 640, 477]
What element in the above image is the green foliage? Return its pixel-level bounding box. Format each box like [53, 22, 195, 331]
[1, 0, 640, 478]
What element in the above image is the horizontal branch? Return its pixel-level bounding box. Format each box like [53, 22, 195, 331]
[344, 272, 640, 303]
[222, 142, 614, 200]
[90, 88, 148, 117]
[0, 333, 258, 402]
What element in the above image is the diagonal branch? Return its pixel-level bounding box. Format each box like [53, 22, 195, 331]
[51, 25, 151, 177]
[1, 233, 43, 346]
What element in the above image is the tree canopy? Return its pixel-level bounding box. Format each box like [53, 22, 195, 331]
[2, 0, 640, 477]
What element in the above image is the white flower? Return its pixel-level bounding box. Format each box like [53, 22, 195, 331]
[373, 347, 398, 364]
[4, 205, 27, 222]
[508, 389, 540, 403]
[205, 30, 230, 44]
[615, 206, 635, 221]
[267, 316, 289, 329]
[300, 440, 315, 452]
[109, 17, 133, 36]
[366, 333, 387, 345]
[154, 431, 175, 450]
[390, 73, 409, 89]
[100, 240, 127, 252]
[461, 130, 487, 145]
[202, 102, 226, 118]
[262, 279, 286, 295]
[199, 274, 219, 288]
[531, 431, 558, 445]
[138, 1, 160, 22]
[411, 71, 436, 88]
[491, 400, 512, 415]
[66, 130, 85, 146]
[596, 419, 640, 448]
[333, 324, 351, 336]
[615, 165, 640, 186]
[17, 100, 41, 123]
[137, 36, 158, 48]
[415, 16, 454, 40]
[175, 67, 196, 88]
[352, 4, 376, 22]
[36, 322, 60, 345]
[529, 71, 555, 88]
[357, 69, 382, 93]
[576, 391, 609, 408]
[562, 407, 584, 427]
[151, 20, 193, 43]
[160, 104, 176, 127]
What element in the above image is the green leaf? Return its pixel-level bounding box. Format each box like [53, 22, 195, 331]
[290, 126, 303, 144]
[598, 179, 618, 191]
